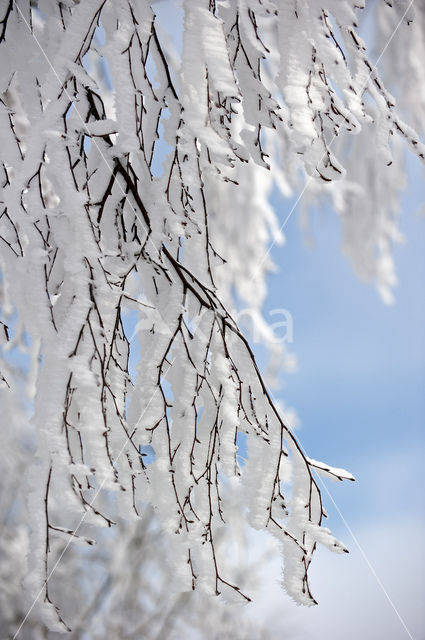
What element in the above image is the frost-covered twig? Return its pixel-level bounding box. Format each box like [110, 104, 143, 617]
[0, 0, 423, 632]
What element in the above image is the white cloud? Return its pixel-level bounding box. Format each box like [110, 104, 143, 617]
[244, 510, 425, 639]
[238, 445, 425, 639]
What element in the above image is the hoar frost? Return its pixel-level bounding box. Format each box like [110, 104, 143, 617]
[0, 0, 423, 633]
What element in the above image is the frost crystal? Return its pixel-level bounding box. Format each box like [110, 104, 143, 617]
[0, 0, 423, 631]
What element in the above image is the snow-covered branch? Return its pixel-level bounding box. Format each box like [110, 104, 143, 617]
[0, 0, 423, 633]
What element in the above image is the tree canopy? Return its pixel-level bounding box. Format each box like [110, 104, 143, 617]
[0, 0, 423, 636]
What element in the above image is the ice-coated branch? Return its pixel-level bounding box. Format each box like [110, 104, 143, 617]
[0, 0, 423, 632]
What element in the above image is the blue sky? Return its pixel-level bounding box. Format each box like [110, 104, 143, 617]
[250, 156, 425, 638]
[265, 155, 425, 518]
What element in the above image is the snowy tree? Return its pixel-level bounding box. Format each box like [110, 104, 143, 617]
[0, 0, 423, 635]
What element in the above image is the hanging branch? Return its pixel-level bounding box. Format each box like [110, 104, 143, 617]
[0, 0, 422, 631]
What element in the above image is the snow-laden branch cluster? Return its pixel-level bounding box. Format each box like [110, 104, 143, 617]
[0, 0, 423, 633]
